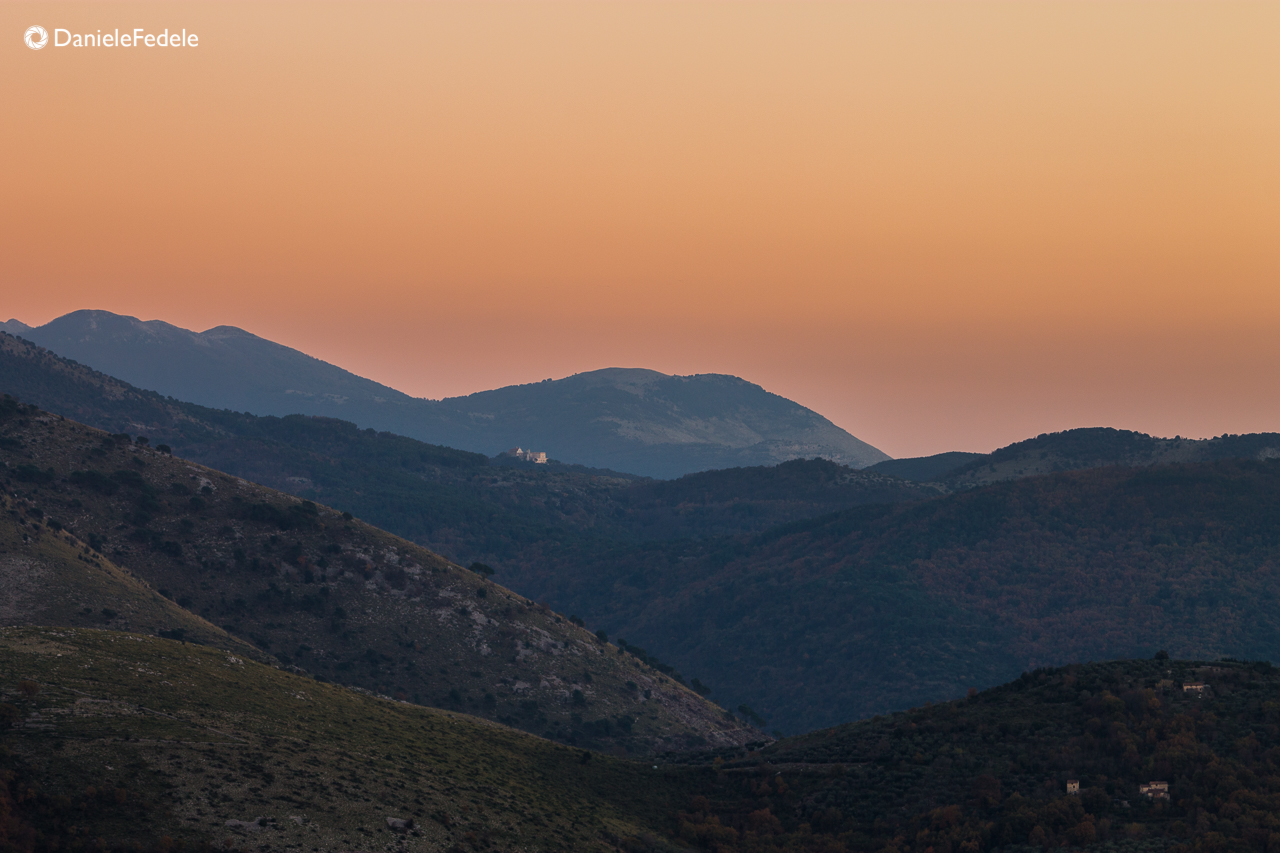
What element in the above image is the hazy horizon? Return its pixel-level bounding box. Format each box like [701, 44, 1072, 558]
[4, 2, 1277, 458]
[5, 307, 1271, 461]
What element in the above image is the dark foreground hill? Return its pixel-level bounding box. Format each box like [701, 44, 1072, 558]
[0, 395, 751, 753]
[10, 312, 888, 476]
[664, 656, 1280, 853]
[7, 644, 1280, 853]
[0, 627, 700, 852]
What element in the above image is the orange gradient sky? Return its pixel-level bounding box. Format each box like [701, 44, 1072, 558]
[2, 2, 1278, 458]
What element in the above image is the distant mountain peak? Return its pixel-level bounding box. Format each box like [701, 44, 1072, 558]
[199, 324, 266, 340]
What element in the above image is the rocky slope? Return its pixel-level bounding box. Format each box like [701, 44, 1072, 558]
[0, 505, 257, 657]
[0, 395, 753, 754]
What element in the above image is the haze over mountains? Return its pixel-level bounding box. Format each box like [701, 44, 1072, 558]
[4, 310, 888, 478]
[8, 329, 1280, 737]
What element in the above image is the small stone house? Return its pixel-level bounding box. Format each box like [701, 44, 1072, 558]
[1139, 782, 1170, 800]
[1066, 780, 1079, 795]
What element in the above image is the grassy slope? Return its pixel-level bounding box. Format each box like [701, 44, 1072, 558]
[0, 400, 752, 754]
[0, 627, 699, 852]
[0, 507, 258, 657]
[10, 639, 1280, 853]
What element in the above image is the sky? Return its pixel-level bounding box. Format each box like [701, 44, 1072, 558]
[2, 2, 1277, 459]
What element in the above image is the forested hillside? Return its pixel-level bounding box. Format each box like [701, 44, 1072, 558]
[496, 459, 1280, 733]
[662, 657, 1280, 853]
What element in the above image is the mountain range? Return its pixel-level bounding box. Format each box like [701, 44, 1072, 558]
[3, 310, 889, 478]
[7, 329, 1280, 737]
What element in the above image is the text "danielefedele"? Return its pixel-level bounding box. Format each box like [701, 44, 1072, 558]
[54, 29, 198, 48]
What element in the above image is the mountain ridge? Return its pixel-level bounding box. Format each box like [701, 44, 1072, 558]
[10, 330, 1280, 735]
[11, 311, 889, 477]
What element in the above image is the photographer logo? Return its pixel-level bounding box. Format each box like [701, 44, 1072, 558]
[22, 26, 198, 49]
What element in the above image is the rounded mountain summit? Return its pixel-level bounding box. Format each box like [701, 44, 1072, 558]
[3, 310, 889, 478]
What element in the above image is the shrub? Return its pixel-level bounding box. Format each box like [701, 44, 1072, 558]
[155, 540, 182, 559]
[110, 469, 147, 489]
[240, 501, 317, 531]
[12, 465, 54, 484]
[70, 470, 120, 495]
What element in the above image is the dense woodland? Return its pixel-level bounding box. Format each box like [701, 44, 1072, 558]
[657, 657, 1280, 853]
[507, 459, 1280, 732]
